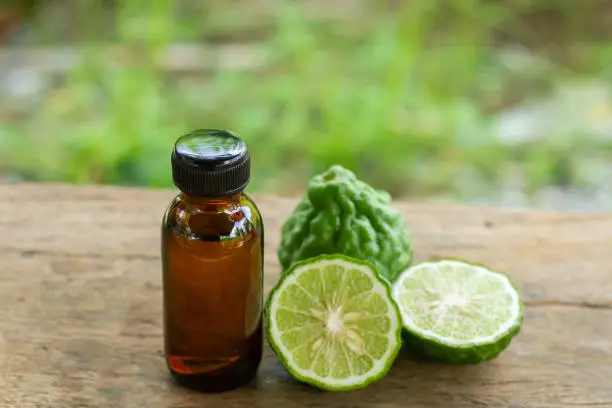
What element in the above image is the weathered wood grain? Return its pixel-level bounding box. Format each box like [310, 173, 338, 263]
[0, 183, 611, 408]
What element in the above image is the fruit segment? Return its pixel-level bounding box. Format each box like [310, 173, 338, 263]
[266, 254, 402, 391]
[392, 259, 523, 364]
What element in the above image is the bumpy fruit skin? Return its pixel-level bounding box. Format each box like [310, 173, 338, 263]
[277, 165, 413, 283]
[402, 318, 523, 364]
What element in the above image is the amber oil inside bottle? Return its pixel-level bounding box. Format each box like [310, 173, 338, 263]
[162, 129, 263, 392]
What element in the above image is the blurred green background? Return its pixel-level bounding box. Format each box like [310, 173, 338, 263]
[1, 0, 611, 210]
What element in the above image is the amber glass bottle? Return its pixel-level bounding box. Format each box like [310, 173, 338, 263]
[161, 129, 264, 392]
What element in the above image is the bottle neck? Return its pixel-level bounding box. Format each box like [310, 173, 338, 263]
[180, 192, 243, 206]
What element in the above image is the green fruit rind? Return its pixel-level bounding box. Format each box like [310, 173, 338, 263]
[392, 259, 524, 364]
[265, 254, 403, 391]
[277, 165, 413, 284]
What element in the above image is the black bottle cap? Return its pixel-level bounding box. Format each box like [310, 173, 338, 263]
[171, 129, 251, 197]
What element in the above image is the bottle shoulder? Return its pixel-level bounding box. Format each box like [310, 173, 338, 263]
[240, 193, 263, 225]
[162, 193, 262, 241]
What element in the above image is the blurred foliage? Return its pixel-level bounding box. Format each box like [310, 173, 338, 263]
[1, 0, 611, 200]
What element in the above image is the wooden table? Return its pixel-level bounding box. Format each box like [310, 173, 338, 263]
[1, 183, 611, 408]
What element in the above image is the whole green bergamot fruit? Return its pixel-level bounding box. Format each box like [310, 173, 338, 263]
[277, 165, 413, 283]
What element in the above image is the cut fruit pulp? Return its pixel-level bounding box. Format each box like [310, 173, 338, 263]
[265, 254, 402, 391]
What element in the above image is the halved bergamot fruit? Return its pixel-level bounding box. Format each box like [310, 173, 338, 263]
[392, 259, 523, 364]
[265, 254, 402, 391]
